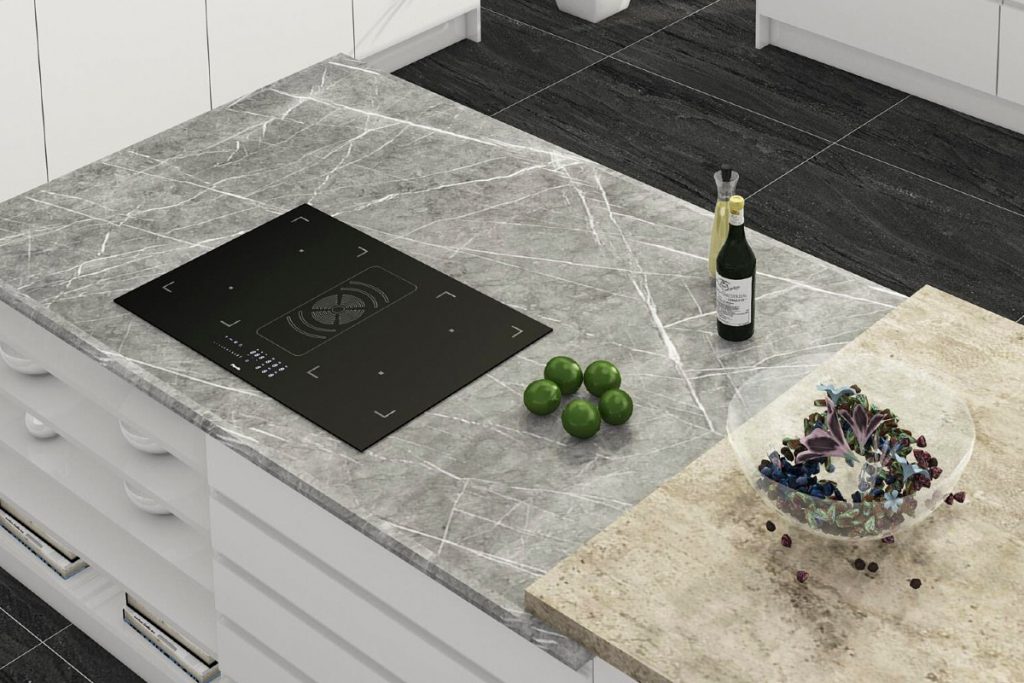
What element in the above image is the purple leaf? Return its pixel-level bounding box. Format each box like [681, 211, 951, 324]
[839, 404, 886, 450]
[795, 427, 853, 464]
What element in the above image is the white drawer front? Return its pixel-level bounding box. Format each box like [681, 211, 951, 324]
[999, 2, 1024, 106]
[211, 498, 493, 683]
[214, 559, 394, 683]
[207, 0, 355, 107]
[353, 0, 477, 58]
[217, 618, 310, 683]
[0, 0, 48, 201]
[35, 0, 211, 178]
[759, 0, 1000, 93]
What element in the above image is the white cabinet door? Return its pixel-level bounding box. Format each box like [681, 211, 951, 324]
[999, 1, 1024, 106]
[207, 0, 355, 107]
[353, 0, 477, 58]
[0, 0, 48, 201]
[759, 0, 1001, 93]
[35, 0, 210, 179]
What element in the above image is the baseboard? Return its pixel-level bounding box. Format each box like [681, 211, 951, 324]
[362, 10, 480, 74]
[761, 17, 1024, 135]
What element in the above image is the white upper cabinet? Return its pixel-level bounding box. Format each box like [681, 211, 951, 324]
[0, 0, 48, 201]
[353, 0, 477, 58]
[759, 0, 1002, 94]
[207, 0, 355, 107]
[999, 2, 1024, 107]
[35, 0, 210, 179]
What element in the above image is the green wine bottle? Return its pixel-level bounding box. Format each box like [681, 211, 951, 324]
[715, 195, 756, 341]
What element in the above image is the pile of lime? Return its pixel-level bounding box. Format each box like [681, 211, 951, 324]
[523, 356, 633, 439]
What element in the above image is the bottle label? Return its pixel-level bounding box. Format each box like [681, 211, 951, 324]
[729, 210, 744, 226]
[716, 274, 753, 326]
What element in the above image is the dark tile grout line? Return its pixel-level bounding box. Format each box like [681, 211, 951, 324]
[833, 143, 1024, 221]
[0, 604, 94, 682]
[480, 7, 605, 58]
[607, 56, 833, 143]
[490, 0, 724, 117]
[748, 95, 911, 199]
[482, 3, 1024, 222]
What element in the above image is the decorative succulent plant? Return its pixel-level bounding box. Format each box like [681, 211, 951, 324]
[755, 382, 945, 538]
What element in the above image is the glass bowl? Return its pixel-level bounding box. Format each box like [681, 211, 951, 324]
[727, 353, 974, 541]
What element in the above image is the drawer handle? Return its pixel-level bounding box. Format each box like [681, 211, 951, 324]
[0, 343, 49, 376]
[123, 480, 172, 516]
[118, 420, 169, 455]
[24, 412, 58, 440]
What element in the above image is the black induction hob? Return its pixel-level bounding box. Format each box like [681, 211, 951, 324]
[116, 205, 551, 451]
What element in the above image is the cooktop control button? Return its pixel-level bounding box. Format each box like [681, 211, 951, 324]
[436, 290, 456, 299]
[374, 409, 396, 419]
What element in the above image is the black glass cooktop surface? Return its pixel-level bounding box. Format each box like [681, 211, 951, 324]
[116, 205, 551, 451]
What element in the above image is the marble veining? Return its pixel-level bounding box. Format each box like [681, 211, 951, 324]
[526, 287, 1024, 681]
[0, 55, 902, 666]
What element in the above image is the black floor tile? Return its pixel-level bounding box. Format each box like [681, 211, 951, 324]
[616, 0, 905, 141]
[482, 0, 707, 53]
[0, 568, 68, 641]
[841, 97, 1024, 215]
[495, 58, 825, 206]
[394, 9, 604, 115]
[0, 612, 37, 669]
[0, 645, 87, 683]
[750, 145, 1024, 321]
[46, 627, 142, 683]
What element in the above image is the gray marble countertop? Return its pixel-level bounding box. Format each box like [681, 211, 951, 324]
[0, 55, 904, 667]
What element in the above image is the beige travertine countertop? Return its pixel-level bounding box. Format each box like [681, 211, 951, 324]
[526, 286, 1024, 682]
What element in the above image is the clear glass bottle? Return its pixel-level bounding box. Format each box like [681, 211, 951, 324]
[708, 165, 739, 279]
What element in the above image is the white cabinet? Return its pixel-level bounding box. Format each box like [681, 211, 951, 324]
[0, 0, 47, 201]
[35, 0, 210, 179]
[207, 0, 355, 107]
[758, 0, 1002, 93]
[353, 0, 478, 58]
[999, 1, 1024, 106]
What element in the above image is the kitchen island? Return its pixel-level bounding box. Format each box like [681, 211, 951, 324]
[0, 54, 902, 681]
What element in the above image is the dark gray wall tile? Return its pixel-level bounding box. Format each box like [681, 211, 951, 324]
[0, 568, 68, 641]
[47, 627, 142, 683]
[841, 97, 1024, 214]
[616, 0, 905, 140]
[0, 645, 86, 683]
[750, 145, 1024, 321]
[495, 58, 825, 205]
[483, 0, 707, 53]
[395, 10, 603, 115]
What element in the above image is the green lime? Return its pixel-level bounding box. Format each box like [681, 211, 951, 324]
[599, 389, 633, 425]
[561, 399, 601, 439]
[583, 360, 622, 397]
[544, 356, 583, 395]
[523, 379, 562, 415]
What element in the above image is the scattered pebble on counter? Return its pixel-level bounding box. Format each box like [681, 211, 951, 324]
[917, 435, 927, 447]
[945, 493, 956, 505]
[953, 491, 966, 503]
[781, 534, 792, 548]
[796, 570, 809, 583]
[910, 578, 922, 589]
[854, 558, 866, 571]
[881, 535, 895, 544]
[765, 520, 776, 532]
[867, 561, 879, 573]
